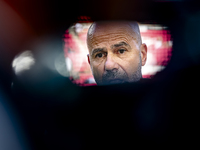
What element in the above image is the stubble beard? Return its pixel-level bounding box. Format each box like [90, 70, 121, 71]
[129, 55, 142, 83]
[93, 55, 142, 85]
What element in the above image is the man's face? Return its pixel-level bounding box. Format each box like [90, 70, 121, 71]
[87, 22, 147, 85]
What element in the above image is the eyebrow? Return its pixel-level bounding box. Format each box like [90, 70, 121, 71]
[91, 42, 130, 56]
[111, 41, 131, 49]
[91, 48, 106, 57]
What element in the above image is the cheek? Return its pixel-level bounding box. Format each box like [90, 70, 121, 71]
[91, 60, 105, 80]
[119, 53, 141, 77]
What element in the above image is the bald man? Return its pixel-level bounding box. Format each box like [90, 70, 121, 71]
[86, 21, 147, 85]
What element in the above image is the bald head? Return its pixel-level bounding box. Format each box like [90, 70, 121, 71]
[86, 21, 147, 85]
[87, 21, 142, 51]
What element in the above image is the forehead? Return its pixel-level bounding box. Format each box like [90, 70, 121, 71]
[87, 22, 138, 48]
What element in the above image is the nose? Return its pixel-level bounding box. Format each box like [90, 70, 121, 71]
[104, 54, 119, 71]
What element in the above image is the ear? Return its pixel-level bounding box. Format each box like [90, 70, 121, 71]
[87, 54, 90, 64]
[140, 43, 147, 66]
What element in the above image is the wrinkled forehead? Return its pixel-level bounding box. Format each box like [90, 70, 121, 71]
[87, 21, 141, 47]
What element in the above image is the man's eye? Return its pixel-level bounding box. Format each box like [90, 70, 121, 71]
[96, 53, 103, 58]
[118, 49, 126, 54]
